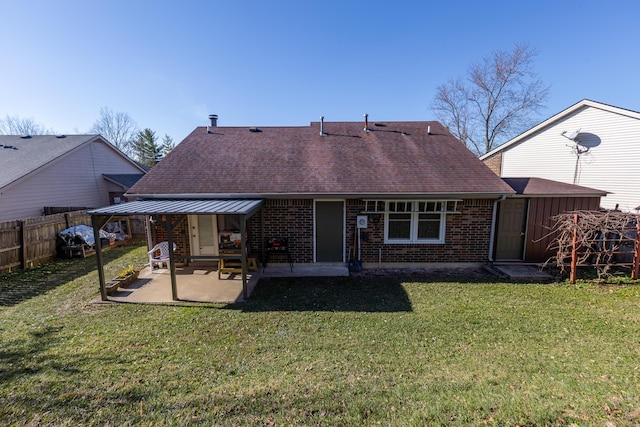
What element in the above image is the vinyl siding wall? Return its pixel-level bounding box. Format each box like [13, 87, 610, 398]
[501, 106, 640, 211]
[0, 141, 141, 222]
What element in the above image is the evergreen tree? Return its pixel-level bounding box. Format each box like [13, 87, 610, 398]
[161, 134, 175, 157]
[132, 128, 162, 168]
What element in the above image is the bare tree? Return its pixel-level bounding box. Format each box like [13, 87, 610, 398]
[546, 210, 638, 281]
[90, 107, 138, 155]
[0, 115, 53, 135]
[432, 43, 549, 156]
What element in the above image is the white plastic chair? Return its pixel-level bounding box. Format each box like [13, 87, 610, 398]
[147, 241, 176, 272]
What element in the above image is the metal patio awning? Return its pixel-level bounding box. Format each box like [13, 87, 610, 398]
[88, 199, 264, 302]
[88, 199, 264, 216]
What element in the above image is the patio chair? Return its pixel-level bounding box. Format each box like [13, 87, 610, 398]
[147, 241, 176, 273]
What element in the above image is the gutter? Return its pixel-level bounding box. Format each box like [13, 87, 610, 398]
[488, 195, 507, 262]
[125, 191, 516, 200]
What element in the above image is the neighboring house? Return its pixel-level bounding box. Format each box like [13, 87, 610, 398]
[122, 118, 519, 267]
[481, 99, 640, 211]
[103, 173, 149, 204]
[0, 134, 146, 222]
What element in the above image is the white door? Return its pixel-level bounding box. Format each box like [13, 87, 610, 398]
[189, 215, 219, 257]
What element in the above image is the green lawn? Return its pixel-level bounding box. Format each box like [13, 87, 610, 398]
[1, 244, 640, 426]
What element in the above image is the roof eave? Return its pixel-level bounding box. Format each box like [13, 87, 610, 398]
[479, 99, 640, 160]
[102, 175, 131, 190]
[126, 191, 516, 200]
[509, 192, 607, 198]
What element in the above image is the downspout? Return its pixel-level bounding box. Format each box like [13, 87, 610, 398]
[488, 195, 507, 262]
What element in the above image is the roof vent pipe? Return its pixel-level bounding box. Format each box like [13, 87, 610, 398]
[427, 125, 431, 135]
[320, 116, 325, 136]
[364, 114, 369, 131]
[209, 114, 218, 127]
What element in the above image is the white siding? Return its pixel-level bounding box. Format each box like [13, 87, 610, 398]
[501, 106, 640, 211]
[0, 141, 142, 222]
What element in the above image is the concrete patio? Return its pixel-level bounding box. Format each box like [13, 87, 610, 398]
[103, 263, 350, 304]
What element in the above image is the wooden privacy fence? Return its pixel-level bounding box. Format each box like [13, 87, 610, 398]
[0, 210, 90, 273]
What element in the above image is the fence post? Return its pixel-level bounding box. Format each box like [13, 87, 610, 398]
[570, 213, 578, 284]
[633, 217, 640, 280]
[19, 220, 27, 269]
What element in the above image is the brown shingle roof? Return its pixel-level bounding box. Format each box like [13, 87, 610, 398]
[502, 177, 608, 196]
[129, 121, 514, 197]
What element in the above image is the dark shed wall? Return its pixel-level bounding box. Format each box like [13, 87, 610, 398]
[524, 196, 601, 263]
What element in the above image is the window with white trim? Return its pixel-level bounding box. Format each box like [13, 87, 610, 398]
[385, 201, 446, 244]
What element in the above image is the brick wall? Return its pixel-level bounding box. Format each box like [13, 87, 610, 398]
[482, 153, 502, 175]
[247, 199, 314, 263]
[150, 197, 495, 265]
[349, 198, 494, 264]
[151, 215, 190, 259]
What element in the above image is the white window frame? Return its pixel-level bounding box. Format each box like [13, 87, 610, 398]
[384, 201, 446, 244]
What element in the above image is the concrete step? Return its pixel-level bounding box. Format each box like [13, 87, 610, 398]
[485, 264, 554, 282]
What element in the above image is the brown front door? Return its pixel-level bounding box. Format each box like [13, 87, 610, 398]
[495, 199, 528, 260]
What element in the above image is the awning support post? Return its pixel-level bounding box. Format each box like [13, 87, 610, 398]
[93, 215, 107, 301]
[166, 218, 178, 301]
[241, 218, 248, 300]
[91, 214, 114, 301]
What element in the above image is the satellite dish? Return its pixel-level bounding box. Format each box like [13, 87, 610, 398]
[562, 128, 581, 141]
